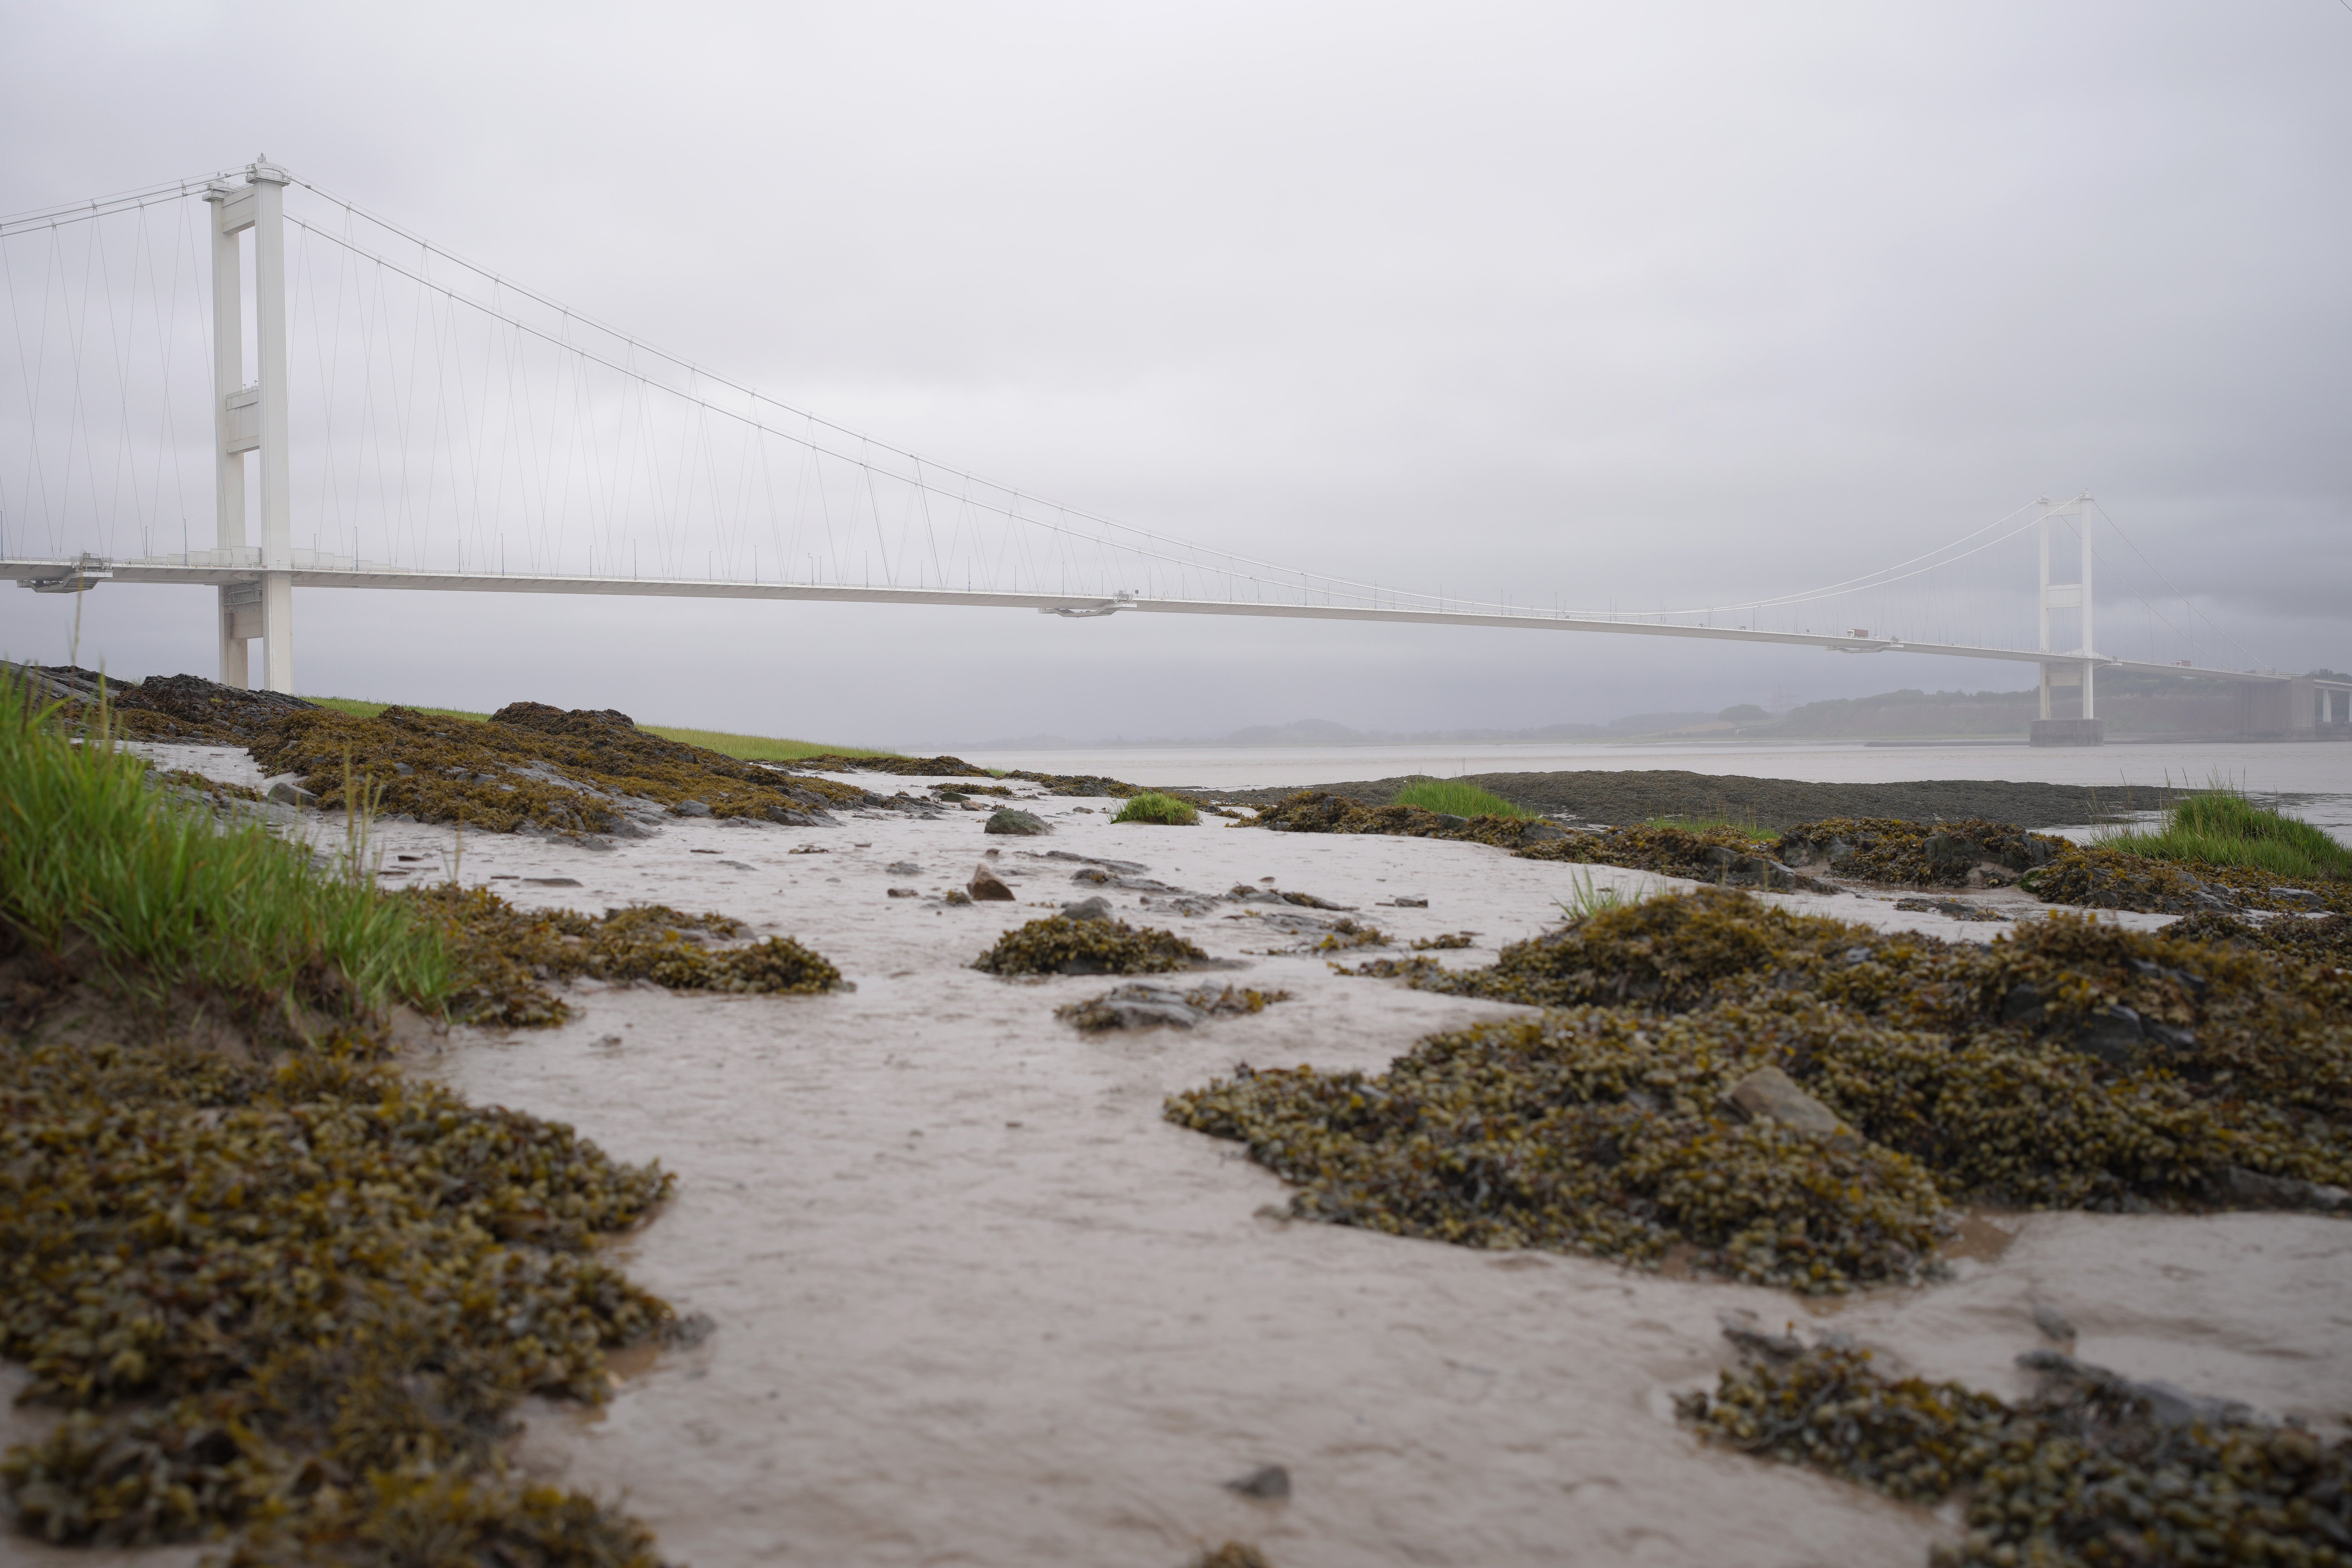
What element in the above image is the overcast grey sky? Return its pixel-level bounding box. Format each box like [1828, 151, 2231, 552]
[4, 1, 2347, 747]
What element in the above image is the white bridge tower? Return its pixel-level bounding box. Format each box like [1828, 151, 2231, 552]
[202, 162, 295, 692]
[2035, 493, 2097, 734]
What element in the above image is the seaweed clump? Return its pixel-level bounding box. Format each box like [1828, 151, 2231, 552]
[2168, 909, 2352, 968]
[244, 701, 876, 837]
[973, 915, 1209, 976]
[2029, 844, 2350, 916]
[1514, 822, 1816, 887]
[1249, 789, 1559, 848]
[1681, 1329, 2352, 1567]
[1774, 816, 2065, 887]
[1166, 1004, 1951, 1289]
[0, 1025, 677, 1563]
[1174, 888, 2352, 1288]
[408, 884, 843, 1028]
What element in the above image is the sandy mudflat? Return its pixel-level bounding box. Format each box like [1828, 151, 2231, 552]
[52, 755, 2352, 1568]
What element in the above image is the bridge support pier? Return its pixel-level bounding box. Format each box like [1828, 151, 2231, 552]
[203, 162, 295, 693]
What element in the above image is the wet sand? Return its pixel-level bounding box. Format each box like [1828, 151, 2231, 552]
[53, 750, 2352, 1568]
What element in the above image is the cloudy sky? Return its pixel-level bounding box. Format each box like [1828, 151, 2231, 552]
[3, 1, 2347, 748]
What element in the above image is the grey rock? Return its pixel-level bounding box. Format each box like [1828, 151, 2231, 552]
[1032, 849, 1149, 873]
[2214, 1164, 2352, 1212]
[943, 889, 973, 906]
[1060, 895, 1115, 922]
[2067, 1004, 2145, 1068]
[2016, 1349, 2269, 1430]
[522, 877, 583, 886]
[1077, 982, 1209, 1029]
[1718, 1311, 1805, 1363]
[1720, 1066, 1858, 1149]
[969, 864, 1016, 902]
[1071, 866, 1111, 885]
[266, 780, 318, 808]
[716, 860, 754, 871]
[886, 887, 918, 898]
[886, 861, 924, 875]
[2000, 981, 2045, 1024]
[1390, 895, 1428, 907]
[2271, 887, 2325, 910]
[984, 808, 1051, 836]
[673, 799, 713, 818]
[2032, 1303, 2076, 1343]
[1224, 1465, 1291, 1501]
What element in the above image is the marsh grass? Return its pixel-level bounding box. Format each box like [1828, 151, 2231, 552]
[1113, 791, 1200, 826]
[1555, 868, 1657, 922]
[1391, 778, 1539, 819]
[2094, 777, 2352, 883]
[2, 671, 449, 1018]
[305, 696, 892, 762]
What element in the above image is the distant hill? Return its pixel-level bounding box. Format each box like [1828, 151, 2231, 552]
[958, 670, 2288, 750]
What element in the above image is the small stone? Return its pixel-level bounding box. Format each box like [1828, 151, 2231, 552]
[522, 877, 583, 886]
[673, 799, 713, 817]
[1224, 1464, 1290, 1500]
[266, 780, 317, 807]
[969, 865, 1016, 901]
[1720, 1066, 1858, 1149]
[2032, 1303, 2076, 1343]
[985, 808, 1051, 835]
[943, 889, 973, 906]
[1391, 895, 1428, 908]
[887, 887, 918, 898]
[2214, 1164, 2352, 1212]
[1071, 866, 1112, 885]
[1061, 895, 1115, 922]
[886, 860, 923, 875]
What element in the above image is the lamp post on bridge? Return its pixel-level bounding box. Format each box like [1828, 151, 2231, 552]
[202, 160, 294, 693]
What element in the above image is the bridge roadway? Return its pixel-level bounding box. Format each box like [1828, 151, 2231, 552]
[5, 553, 2344, 702]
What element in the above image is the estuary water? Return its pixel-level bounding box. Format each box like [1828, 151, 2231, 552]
[971, 737, 2352, 842]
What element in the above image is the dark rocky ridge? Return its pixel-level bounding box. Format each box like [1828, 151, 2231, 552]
[1199, 769, 2190, 830]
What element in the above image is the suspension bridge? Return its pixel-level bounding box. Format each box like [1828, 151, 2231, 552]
[2, 162, 2341, 742]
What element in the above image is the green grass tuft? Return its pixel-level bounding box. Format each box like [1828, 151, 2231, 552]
[4, 673, 450, 1018]
[1390, 778, 1539, 819]
[2095, 780, 2352, 883]
[1112, 791, 1200, 826]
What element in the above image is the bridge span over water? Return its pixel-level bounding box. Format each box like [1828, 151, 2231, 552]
[4, 163, 2342, 742]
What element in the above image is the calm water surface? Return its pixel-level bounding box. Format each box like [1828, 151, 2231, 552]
[969, 738, 2352, 842]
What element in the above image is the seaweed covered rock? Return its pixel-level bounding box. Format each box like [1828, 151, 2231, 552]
[2168, 909, 2352, 967]
[1191, 889, 2352, 1278]
[1775, 816, 2065, 887]
[408, 885, 844, 1028]
[1682, 1329, 2352, 1567]
[1166, 1003, 1952, 1289]
[1056, 982, 1288, 1030]
[972, 914, 1208, 976]
[1514, 823, 1812, 886]
[0, 1029, 675, 1561]
[244, 702, 874, 837]
[2029, 844, 2350, 915]
[984, 807, 1052, 836]
[1249, 789, 1556, 848]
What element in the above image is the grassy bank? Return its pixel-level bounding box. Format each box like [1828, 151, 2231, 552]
[1390, 778, 1539, 819]
[2097, 783, 2352, 883]
[3, 686, 447, 1019]
[307, 695, 893, 762]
